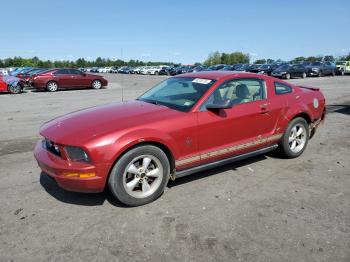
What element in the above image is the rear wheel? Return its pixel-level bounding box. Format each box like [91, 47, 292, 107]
[92, 80, 102, 89]
[108, 145, 170, 206]
[318, 71, 323, 77]
[285, 73, 291, 80]
[279, 117, 309, 158]
[302, 72, 307, 79]
[46, 81, 58, 92]
[331, 70, 335, 76]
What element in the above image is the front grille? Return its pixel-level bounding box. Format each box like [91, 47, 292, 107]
[42, 139, 61, 157]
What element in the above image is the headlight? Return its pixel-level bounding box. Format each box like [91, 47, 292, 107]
[64, 146, 90, 162]
[43, 138, 61, 156]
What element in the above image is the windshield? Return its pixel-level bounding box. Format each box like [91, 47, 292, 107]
[259, 64, 270, 69]
[276, 65, 290, 70]
[311, 62, 321, 66]
[138, 77, 215, 112]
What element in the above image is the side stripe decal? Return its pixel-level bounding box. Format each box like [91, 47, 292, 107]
[175, 133, 283, 167]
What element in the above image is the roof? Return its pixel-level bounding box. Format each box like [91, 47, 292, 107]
[177, 71, 264, 80]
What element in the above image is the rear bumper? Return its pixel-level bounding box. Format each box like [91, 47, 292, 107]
[34, 141, 107, 193]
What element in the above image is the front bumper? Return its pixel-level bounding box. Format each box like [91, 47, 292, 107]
[271, 72, 284, 77]
[34, 141, 106, 193]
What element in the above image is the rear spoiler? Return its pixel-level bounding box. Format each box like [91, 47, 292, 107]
[297, 86, 320, 91]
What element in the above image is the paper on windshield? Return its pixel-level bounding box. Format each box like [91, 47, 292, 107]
[192, 78, 212, 85]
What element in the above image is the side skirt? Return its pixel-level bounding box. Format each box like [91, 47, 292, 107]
[174, 145, 278, 179]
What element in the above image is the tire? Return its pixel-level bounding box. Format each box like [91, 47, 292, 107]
[285, 73, 291, 80]
[46, 81, 58, 92]
[91, 80, 102, 89]
[8, 83, 22, 94]
[279, 117, 309, 158]
[302, 72, 307, 79]
[331, 71, 335, 76]
[155, 71, 159, 75]
[108, 145, 170, 206]
[318, 71, 323, 77]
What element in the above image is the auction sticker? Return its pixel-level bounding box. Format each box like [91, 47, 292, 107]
[192, 78, 212, 84]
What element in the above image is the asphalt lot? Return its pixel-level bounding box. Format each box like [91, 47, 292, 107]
[0, 74, 349, 262]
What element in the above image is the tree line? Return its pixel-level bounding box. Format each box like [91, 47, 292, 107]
[1, 52, 349, 68]
[0, 56, 174, 68]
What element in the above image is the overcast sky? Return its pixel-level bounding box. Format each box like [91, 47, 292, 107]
[1, 0, 349, 63]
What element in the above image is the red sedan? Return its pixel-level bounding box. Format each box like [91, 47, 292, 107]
[34, 71, 325, 206]
[32, 68, 108, 91]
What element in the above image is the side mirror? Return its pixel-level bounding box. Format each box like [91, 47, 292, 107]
[206, 101, 232, 110]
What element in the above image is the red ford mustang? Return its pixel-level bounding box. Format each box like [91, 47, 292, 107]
[32, 68, 108, 91]
[34, 71, 325, 206]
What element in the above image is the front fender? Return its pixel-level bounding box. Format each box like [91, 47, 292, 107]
[104, 128, 180, 167]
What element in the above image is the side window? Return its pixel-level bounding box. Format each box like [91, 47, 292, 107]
[69, 69, 82, 75]
[54, 69, 70, 75]
[201, 78, 266, 110]
[275, 82, 292, 95]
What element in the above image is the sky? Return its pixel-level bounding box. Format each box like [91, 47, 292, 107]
[2, 0, 349, 64]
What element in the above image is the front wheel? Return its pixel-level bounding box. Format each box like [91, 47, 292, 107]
[92, 80, 102, 89]
[8, 83, 22, 94]
[108, 145, 170, 206]
[285, 73, 291, 80]
[302, 72, 307, 79]
[279, 117, 309, 158]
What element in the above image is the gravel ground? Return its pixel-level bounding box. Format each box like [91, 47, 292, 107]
[0, 74, 349, 262]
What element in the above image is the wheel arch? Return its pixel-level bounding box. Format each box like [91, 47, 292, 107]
[292, 112, 312, 124]
[105, 140, 176, 189]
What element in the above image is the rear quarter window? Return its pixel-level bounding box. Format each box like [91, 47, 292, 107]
[275, 82, 292, 95]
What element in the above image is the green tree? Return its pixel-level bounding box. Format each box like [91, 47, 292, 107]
[254, 59, 266, 64]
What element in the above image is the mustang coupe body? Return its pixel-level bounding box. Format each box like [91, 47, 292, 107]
[34, 71, 325, 206]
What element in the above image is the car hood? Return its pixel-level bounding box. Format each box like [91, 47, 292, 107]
[40, 100, 181, 145]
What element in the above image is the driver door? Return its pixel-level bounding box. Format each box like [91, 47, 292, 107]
[196, 77, 280, 165]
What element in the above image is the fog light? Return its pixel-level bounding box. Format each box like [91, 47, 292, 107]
[63, 172, 96, 178]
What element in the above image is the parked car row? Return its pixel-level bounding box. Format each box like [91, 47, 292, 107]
[0, 67, 108, 93]
[1, 59, 349, 95]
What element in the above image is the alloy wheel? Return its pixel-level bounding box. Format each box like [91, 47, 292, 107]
[122, 155, 163, 198]
[47, 82, 58, 92]
[92, 80, 102, 89]
[288, 124, 307, 153]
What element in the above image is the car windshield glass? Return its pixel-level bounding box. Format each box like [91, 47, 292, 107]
[311, 62, 321, 66]
[336, 62, 345, 65]
[277, 65, 290, 70]
[138, 77, 215, 112]
[259, 65, 270, 69]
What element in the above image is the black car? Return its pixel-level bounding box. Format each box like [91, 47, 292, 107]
[206, 64, 226, 71]
[306, 61, 336, 77]
[235, 64, 251, 72]
[271, 64, 307, 79]
[192, 65, 207, 72]
[255, 64, 282, 76]
[248, 64, 263, 73]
